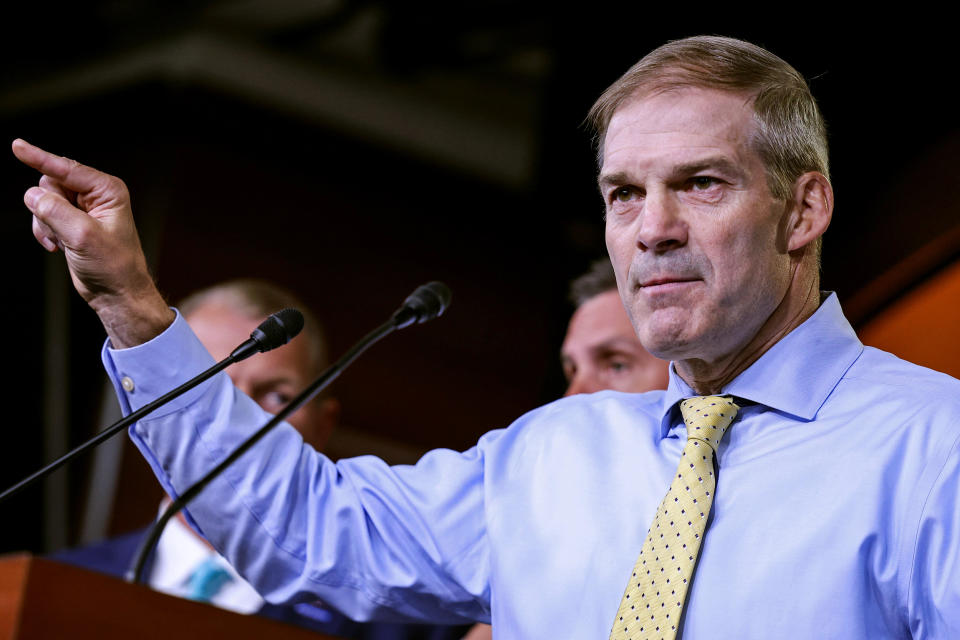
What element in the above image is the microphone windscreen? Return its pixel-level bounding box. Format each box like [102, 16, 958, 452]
[252, 308, 304, 352]
[403, 281, 452, 323]
[391, 282, 452, 329]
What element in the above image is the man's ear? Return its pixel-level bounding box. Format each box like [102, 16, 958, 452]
[785, 171, 833, 253]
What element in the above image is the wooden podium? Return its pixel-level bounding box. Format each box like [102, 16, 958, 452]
[0, 553, 343, 639]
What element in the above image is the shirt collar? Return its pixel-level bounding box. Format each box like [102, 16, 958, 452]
[657, 293, 863, 435]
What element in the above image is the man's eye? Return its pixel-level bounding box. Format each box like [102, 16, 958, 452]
[690, 176, 719, 190]
[608, 361, 630, 373]
[261, 391, 291, 410]
[613, 186, 635, 202]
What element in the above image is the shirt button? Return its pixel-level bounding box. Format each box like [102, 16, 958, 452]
[121, 376, 135, 392]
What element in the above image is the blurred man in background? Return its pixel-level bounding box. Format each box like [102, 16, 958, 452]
[561, 258, 669, 396]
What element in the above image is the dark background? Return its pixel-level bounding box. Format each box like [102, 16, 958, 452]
[1, 3, 956, 554]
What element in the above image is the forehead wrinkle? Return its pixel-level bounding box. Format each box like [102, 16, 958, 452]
[600, 89, 760, 175]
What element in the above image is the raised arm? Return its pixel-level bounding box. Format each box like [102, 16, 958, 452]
[12, 139, 174, 347]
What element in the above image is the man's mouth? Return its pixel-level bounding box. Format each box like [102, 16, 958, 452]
[638, 276, 700, 288]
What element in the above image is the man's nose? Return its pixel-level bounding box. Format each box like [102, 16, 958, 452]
[636, 188, 687, 252]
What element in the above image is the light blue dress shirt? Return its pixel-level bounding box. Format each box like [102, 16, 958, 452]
[105, 294, 960, 638]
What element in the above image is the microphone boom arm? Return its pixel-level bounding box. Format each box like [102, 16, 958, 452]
[0, 357, 234, 506]
[0, 308, 304, 507]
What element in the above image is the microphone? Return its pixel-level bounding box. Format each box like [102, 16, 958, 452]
[391, 282, 452, 329]
[232, 308, 304, 361]
[128, 282, 451, 583]
[0, 309, 304, 506]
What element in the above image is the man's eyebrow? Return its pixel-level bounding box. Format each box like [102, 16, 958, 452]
[598, 171, 631, 190]
[671, 157, 744, 178]
[598, 157, 746, 190]
[590, 337, 644, 355]
[250, 375, 298, 388]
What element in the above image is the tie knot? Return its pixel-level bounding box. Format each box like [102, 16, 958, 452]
[679, 395, 739, 450]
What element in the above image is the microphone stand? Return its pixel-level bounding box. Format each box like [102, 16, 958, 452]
[0, 358, 234, 506]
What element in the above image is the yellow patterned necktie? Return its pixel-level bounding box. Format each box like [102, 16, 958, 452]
[609, 395, 740, 640]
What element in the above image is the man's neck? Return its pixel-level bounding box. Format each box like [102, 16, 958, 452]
[675, 272, 822, 395]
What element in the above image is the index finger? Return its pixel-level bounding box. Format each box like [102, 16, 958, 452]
[12, 138, 106, 194]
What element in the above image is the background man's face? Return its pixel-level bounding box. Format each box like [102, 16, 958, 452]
[601, 87, 793, 364]
[186, 301, 336, 450]
[561, 289, 669, 395]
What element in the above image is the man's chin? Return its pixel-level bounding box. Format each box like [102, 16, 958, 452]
[634, 312, 698, 358]
[638, 331, 694, 362]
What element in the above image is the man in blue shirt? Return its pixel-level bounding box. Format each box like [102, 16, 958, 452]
[13, 35, 960, 638]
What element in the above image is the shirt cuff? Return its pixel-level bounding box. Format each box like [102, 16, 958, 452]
[101, 309, 217, 418]
[100, 308, 230, 532]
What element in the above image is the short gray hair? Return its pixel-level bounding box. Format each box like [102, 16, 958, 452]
[179, 279, 328, 375]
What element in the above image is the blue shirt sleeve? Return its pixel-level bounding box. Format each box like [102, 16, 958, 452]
[104, 312, 491, 624]
[906, 428, 960, 638]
